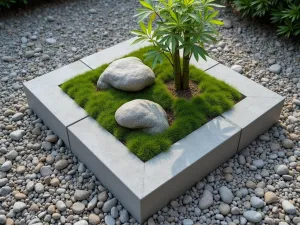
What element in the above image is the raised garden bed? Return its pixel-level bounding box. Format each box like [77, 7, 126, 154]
[60, 47, 241, 161]
[24, 38, 284, 223]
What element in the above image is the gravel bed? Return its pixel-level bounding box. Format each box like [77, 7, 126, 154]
[0, 1, 300, 225]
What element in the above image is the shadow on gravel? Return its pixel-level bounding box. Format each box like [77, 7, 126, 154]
[0, 0, 75, 18]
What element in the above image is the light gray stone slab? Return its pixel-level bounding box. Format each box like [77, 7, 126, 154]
[24, 61, 91, 147]
[141, 116, 240, 220]
[81, 38, 219, 71]
[67, 117, 144, 220]
[222, 96, 284, 151]
[67, 116, 240, 222]
[206, 64, 282, 98]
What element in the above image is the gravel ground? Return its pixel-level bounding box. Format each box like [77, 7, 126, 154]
[0, 0, 300, 225]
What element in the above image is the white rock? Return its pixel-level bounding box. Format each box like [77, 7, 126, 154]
[102, 198, 117, 212]
[1, 161, 12, 172]
[250, 196, 264, 208]
[120, 209, 129, 223]
[252, 159, 264, 168]
[282, 139, 294, 149]
[56, 200, 66, 211]
[72, 202, 85, 214]
[115, 99, 169, 134]
[87, 196, 97, 210]
[34, 183, 44, 193]
[199, 190, 213, 209]
[219, 186, 234, 204]
[219, 203, 231, 215]
[11, 112, 24, 121]
[46, 38, 56, 44]
[269, 64, 282, 74]
[40, 166, 52, 177]
[292, 99, 300, 106]
[9, 130, 25, 141]
[223, 19, 232, 28]
[13, 201, 26, 213]
[282, 200, 296, 214]
[97, 57, 155, 91]
[243, 211, 263, 223]
[74, 190, 89, 201]
[274, 164, 289, 175]
[104, 215, 115, 225]
[231, 65, 243, 73]
[183, 219, 193, 225]
[0, 215, 6, 224]
[74, 220, 88, 225]
[55, 159, 69, 170]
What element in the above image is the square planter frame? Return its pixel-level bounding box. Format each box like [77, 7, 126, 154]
[24, 38, 284, 223]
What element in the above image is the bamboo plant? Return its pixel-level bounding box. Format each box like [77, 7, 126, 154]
[132, 0, 224, 90]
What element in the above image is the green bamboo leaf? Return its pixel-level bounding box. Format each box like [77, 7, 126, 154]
[148, 19, 152, 34]
[210, 20, 224, 25]
[131, 30, 146, 35]
[140, 1, 154, 10]
[139, 22, 147, 34]
[188, 13, 201, 23]
[170, 10, 178, 22]
[131, 37, 147, 45]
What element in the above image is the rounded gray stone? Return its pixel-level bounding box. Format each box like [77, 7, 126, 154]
[97, 57, 155, 91]
[231, 65, 243, 73]
[40, 166, 52, 177]
[243, 210, 263, 223]
[115, 99, 169, 134]
[72, 202, 85, 214]
[274, 164, 289, 175]
[102, 198, 117, 213]
[55, 159, 69, 170]
[1, 161, 12, 172]
[199, 190, 213, 209]
[74, 220, 88, 225]
[13, 201, 26, 213]
[250, 196, 264, 208]
[104, 215, 115, 225]
[269, 64, 282, 74]
[282, 200, 296, 214]
[9, 130, 25, 141]
[74, 190, 89, 201]
[219, 186, 234, 204]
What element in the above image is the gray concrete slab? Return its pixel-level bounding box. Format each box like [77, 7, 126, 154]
[67, 116, 241, 222]
[81, 38, 219, 71]
[24, 61, 91, 147]
[141, 116, 241, 221]
[67, 117, 144, 221]
[222, 96, 284, 151]
[206, 64, 282, 98]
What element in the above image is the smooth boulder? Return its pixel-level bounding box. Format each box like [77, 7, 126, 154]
[97, 57, 155, 92]
[115, 99, 169, 134]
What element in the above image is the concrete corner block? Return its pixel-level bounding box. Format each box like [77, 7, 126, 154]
[24, 61, 91, 147]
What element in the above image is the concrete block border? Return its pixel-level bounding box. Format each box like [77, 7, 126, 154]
[24, 38, 284, 223]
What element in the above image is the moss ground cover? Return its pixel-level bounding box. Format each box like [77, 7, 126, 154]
[61, 47, 241, 161]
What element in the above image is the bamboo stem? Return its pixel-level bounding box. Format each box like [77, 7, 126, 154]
[173, 45, 182, 90]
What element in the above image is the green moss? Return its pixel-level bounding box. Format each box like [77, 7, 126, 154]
[61, 47, 241, 162]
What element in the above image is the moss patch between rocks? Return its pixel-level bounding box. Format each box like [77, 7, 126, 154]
[61, 47, 241, 162]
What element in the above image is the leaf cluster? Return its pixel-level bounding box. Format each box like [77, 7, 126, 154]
[223, 0, 300, 37]
[0, 0, 27, 8]
[132, 0, 224, 69]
